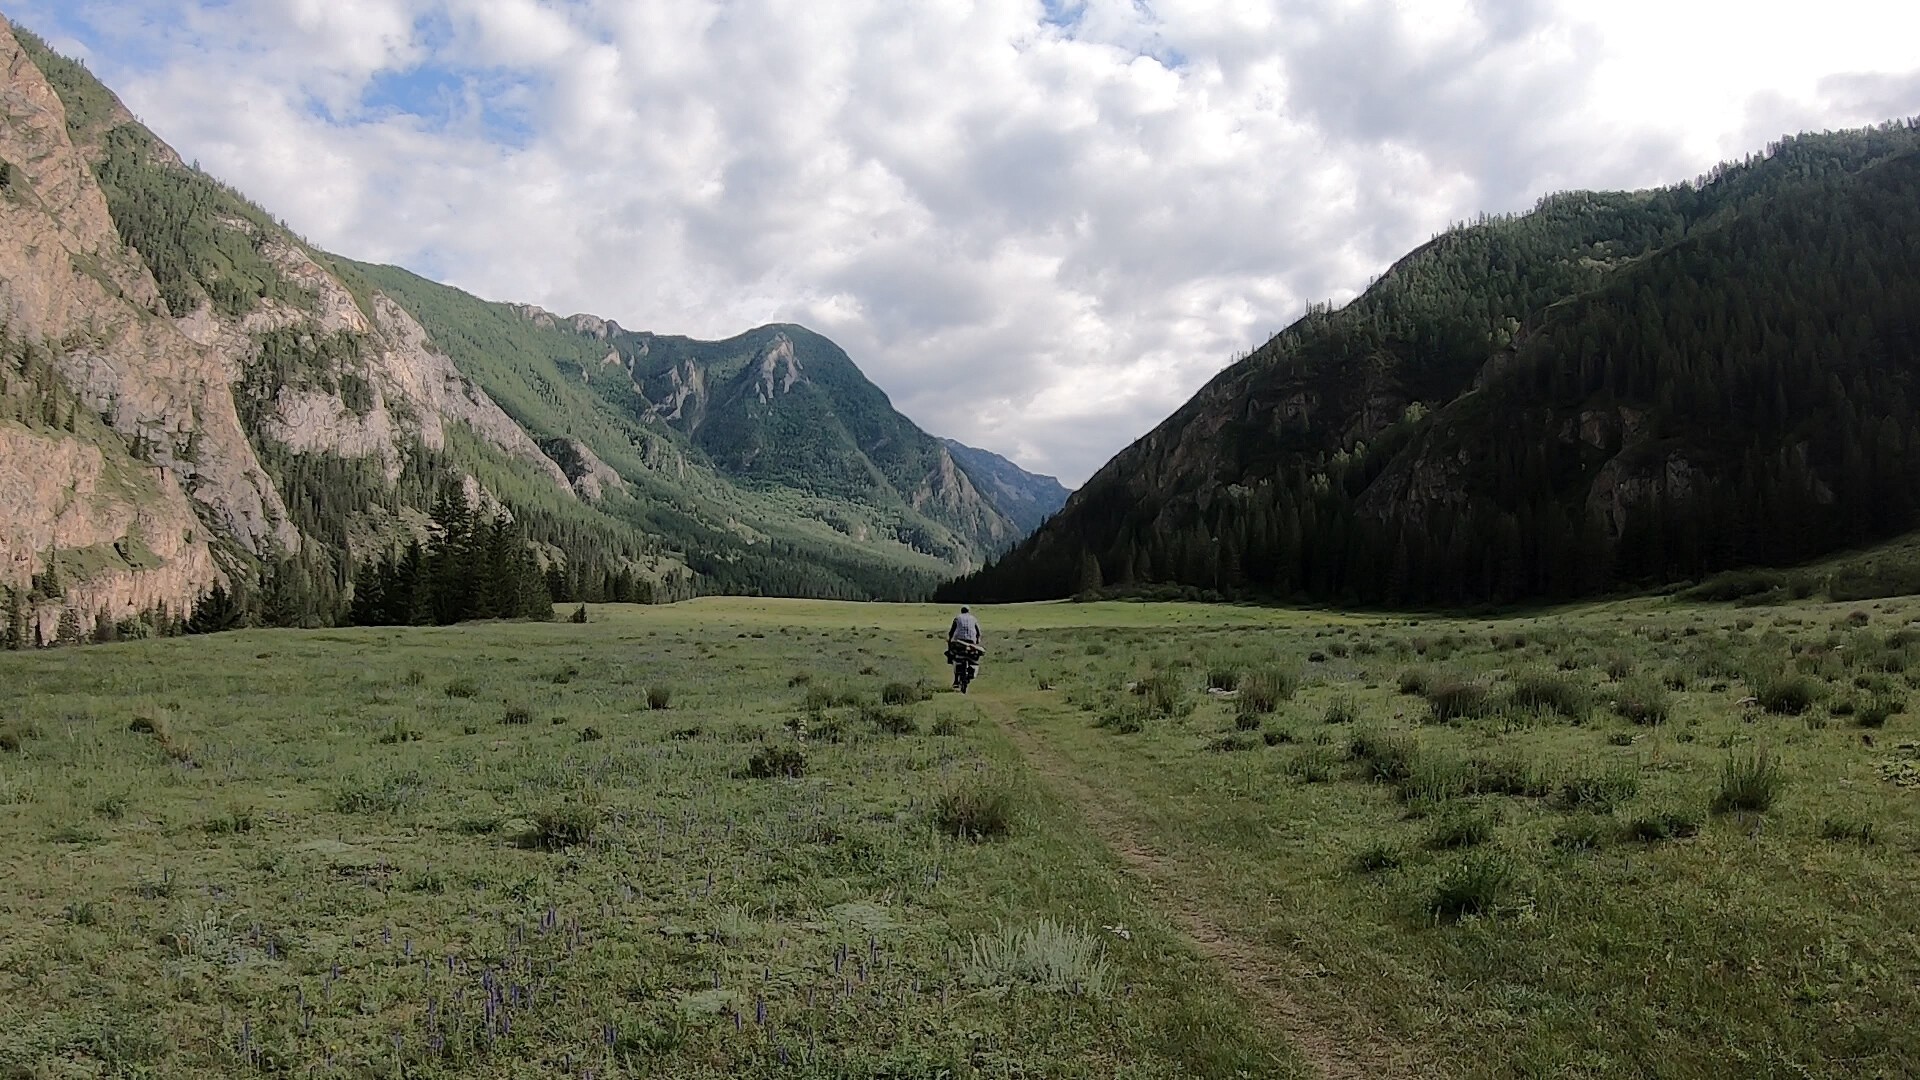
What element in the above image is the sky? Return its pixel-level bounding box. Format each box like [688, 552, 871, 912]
[14, 1, 1920, 485]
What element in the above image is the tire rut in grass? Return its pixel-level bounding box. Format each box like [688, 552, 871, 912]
[981, 693, 1424, 1080]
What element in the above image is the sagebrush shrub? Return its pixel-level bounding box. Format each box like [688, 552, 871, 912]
[744, 745, 807, 779]
[881, 681, 932, 706]
[646, 686, 673, 710]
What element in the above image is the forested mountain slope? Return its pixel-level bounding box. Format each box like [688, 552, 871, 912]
[939, 439, 1071, 537]
[0, 17, 1052, 641]
[942, 122, 1920, 607]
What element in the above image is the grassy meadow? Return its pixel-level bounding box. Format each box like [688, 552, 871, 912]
[1, 596, 1918, 1077]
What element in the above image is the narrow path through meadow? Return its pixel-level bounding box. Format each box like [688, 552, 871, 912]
[977, 690, 1430, 1080]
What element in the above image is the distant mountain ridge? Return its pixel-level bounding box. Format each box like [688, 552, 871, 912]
[943, 120, 1920, 607]
[938, 439, 1069, 538]
[0, 16, 1058, 640]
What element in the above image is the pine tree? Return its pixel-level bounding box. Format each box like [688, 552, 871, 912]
[3, 587, 26, 650]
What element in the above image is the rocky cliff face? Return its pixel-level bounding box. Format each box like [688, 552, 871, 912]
[0, 16, 575, 632]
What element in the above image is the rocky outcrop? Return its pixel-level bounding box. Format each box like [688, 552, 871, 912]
[0, 15, 290, 610]
[0, 425, 219, 640]
[540, 437, 627, 501]
[751, 333, 805, 402]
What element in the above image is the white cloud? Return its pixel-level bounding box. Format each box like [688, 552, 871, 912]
[10, 0, 1920, 484]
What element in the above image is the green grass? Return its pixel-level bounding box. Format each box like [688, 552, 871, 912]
[0, 599, 1303, 1078]
[3, 595, 1919, 1077]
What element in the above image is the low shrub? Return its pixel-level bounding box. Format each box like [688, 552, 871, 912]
[1397, 753, 1478, 805]
[445, 678, 479, 699]
[646, 687, 673, 711]
[1348, 729, 1418, 784]
[1424, 679, 1493, 723]
[1208, 733, 1259, 752]
[1755, 674, 1820, 716]
[881, 681, 932, 706]
[1612, 678, 1672, 726]
[1286, 748, 1339, 783]
[1508, 671, 1592, 722]
[1856, 693, 1905, 729]
[862, 703, 918, 735]
[1233, 711, 1263, 733]
[1620, 807, 1701, 842]
[1424, 808, 1495, 850]
[1557, 767, 1640, 813]
[1551, 818, 1610, 851]
[1133, 672, 1191, 718]
[379, 718, 423, 744]
[530, 801, 599, 850]
[1471, 755, 1553, 798]
[744, 745, 807, 779]
[1398, 668, 1436, 697]
[1324, 697, 1358, 725]
[578, 726, 604, 742]
[1713, 748, 1785, 813]
[1819, 815, 1879, 845]
[1239, 667, 1297, 714]
[502, 705, 533, 726]
[1350, 841, 1402, 873]
[936, 777, 1017, 840]
[1206, 667, 1241, 692]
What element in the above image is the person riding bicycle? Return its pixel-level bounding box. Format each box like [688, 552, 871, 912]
[946, 606, 983, 690]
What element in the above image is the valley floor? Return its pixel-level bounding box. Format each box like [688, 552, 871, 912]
[2, 597, 1917, 1077]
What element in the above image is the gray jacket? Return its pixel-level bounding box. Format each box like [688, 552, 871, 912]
[949, 612, 982, 644]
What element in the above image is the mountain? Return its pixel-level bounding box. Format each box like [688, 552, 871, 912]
[938, 439, 1070, 537]
[0, 18, 1048, 642]
[942, 121, 1920, 607]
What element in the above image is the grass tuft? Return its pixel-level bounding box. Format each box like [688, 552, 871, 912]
[1426, 850, 1515, 921]
[528, 801, 599, 850]
[1508, 671, 1592, 721]
[936, 777, 1017, 841]
[963, 920, 1110, 996]
[1238, 666, 1297, 714]
[1712, 748, 1785, 813]
[1755, 674, 1821, 716]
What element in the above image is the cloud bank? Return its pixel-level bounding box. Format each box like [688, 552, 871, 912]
[15, 0, 1920, 484]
